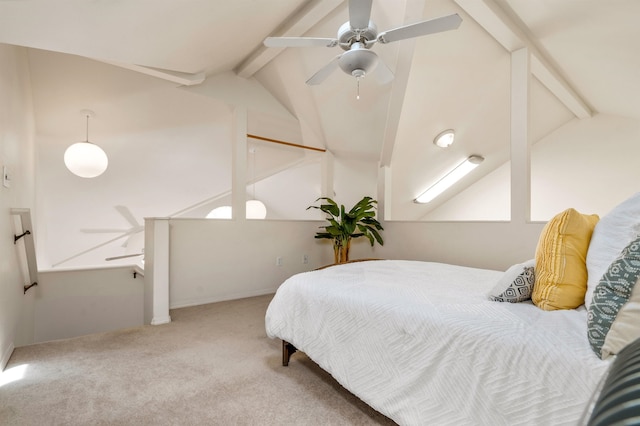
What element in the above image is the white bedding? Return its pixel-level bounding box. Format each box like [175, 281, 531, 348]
[265, 260, 611, 426]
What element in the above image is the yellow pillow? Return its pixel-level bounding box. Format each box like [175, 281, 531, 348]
[532, 208, 599, 310]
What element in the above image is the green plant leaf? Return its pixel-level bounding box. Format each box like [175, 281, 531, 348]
[308, 196, 384, 250]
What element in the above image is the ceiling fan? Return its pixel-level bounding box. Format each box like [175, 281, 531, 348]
[80, 205, 145, 262]
[264, 0, 462, 92]
[81, 205, 144, 248]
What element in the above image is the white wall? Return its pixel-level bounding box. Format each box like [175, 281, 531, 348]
[28, 50, 335, 270]
[368, 221, 544, 271]
[34, 266, 144, 343]
[422, 164, 510, 221]
[530, 114, 640, 220]
[333, 157, 379, 209]
[29, 49, 237, 269]
[164, 218, 544, 311]
[0, 44, 36, 369]
[168, 219, 334, 309]
[419, 113, 640, 222]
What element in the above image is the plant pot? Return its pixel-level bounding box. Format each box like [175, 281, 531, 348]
[333, 239, 351, 264]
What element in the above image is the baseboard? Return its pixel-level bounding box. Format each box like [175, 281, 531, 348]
[150, 315, 172, 326]
[1, 342, 15, 372]
[169, 287, 276, 310]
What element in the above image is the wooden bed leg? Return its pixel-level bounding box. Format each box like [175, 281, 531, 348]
[282, 340, 297, 366]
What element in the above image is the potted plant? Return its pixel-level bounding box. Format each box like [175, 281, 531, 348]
[307, 196, 384, 264]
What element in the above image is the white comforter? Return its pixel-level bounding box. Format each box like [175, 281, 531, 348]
[265, 260, 610, 426]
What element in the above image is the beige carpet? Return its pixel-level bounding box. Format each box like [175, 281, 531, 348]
[0, 294, 396, 425]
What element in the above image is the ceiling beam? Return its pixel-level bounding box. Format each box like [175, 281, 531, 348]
[379, 37, 417, 167]
[234, 0, 345, 78]
[454, 0, 592, 119]
[379, 0, 424, 167]
[99, 61, 205, 86]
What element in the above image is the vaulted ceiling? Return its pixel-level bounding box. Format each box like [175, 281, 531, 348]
[2, 0, 638, 151]
[1, 0, 638, 265]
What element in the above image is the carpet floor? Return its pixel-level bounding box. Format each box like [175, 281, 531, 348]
[0, 294, 396, 425]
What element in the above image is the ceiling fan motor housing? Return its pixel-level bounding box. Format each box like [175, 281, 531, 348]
[337, 21, 377, 50]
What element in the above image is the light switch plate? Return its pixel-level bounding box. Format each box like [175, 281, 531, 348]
[3, 166, 11, 188]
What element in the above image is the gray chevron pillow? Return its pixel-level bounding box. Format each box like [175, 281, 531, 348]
[489, 259, 536, 303]
[587, 234, 640, 360]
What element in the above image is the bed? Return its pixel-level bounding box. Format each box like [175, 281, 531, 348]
[266, 260, 609, 425]
[265, 193, 640, 425]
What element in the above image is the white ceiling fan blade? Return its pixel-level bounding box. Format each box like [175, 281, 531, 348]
[115, 205, 141, 228]
[105, 253, 144, 261]
[375, 59, 394, 85]
[80, 228, 129, 233]
[377, 13, 462, 44]
[306, 55, 341, 85]
[121, 227, 144, 247]
[349, 0, 372, 30]
[264, 37, 338, 48]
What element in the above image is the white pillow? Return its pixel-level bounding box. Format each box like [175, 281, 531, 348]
[585, 192, 640, 309]
[489, 259, 536, 303]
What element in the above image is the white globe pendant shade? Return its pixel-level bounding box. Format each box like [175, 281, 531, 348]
[65, 110, 108, 178]
[206, 205, 232, 219]
[64, 141, 108, 178]
[246, 199, 267, 219]
[205, 202, 267, 220]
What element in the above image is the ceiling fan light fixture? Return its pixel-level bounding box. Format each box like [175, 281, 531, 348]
[338, 43, 378, 76]
[434, 129, 455, 148]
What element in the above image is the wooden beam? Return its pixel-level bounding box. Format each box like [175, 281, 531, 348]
[99, 61, 205, 86]
[247, 133, 326, 152]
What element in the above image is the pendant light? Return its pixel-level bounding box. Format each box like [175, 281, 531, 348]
[246, 147, 267, 219]
[205, 148, 266, 220]
[64, 110, 108, 178]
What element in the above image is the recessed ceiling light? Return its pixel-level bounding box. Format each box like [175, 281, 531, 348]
[433, 129, 455, 148]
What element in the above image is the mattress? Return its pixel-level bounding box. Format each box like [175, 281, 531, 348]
[265, 260, 611, 426]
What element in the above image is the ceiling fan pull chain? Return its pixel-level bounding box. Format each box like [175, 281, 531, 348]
[356, 77, 360, 100]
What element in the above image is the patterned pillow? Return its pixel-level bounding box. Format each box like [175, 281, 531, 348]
[587, 234, 640, 360]
[489, 259, 536, 303]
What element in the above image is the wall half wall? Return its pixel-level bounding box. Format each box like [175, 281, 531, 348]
[166, 219, 335, 309]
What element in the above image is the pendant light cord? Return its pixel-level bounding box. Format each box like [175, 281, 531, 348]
[251, 147, 256, 199]
[85, 114, 90, 143]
